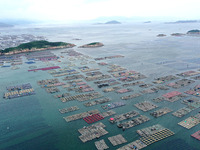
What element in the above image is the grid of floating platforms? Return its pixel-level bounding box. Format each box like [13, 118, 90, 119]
[137, 124, 165, 137]
[28, 66, 60, 71]
[166, 79, 195, 89]
[162, 91, 187, 102]
[140, 128, 175, 146]
[184, 84, 200, 97]
[94, 55, 124, 61]
[37, 78, 65, 88]
[100, 110, 116, 118]
[95, 139, 109, 150]
[59, 106, 79, 114]
[176, 70, 200, 77]
[60, 92, 102, 102]
[78, 122, 108, 143]
[134, 101, 158, 112]
[85, 74, 111, 81]
[116, 88, 133, 94]
[103, 86, 121, 93]
[3, 83, 35, 99]
[63, 109, 100, 122]
[118, 115, 150, 130]
[172, 97, 200, 117]
[83, 114, 104, 124]
[178, 113, 200, 129]
[109, 110, 139, 123]
[122, 81, 144, 87]
[191, 130, 200, 141]
[121, 93, 141, 100]
[153, 75, 179, 84]
[150, 107, 172, 118]
[117, 140, 147, 150]
[101, 102, 126, 110]
[51, 69, 79, 77]
[152, 97, 166, 103]
[84, 98, 111, 107]
[63, 74, 85, 81]
[108, 134, 127, 146]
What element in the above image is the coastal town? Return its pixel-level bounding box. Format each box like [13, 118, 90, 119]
[0, 34, 46, 50]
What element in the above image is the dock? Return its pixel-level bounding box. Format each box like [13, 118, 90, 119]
[78, 122, 108, 143]
[95, 139, 109, 150]
[134, 101, 158, 112]
[108, 134, 127, 146]
[150, 107, 172, 118]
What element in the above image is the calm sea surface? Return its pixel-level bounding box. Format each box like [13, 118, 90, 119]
[0, 22, 200, 150]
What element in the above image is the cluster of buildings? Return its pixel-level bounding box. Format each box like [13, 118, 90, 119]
[0, 34, 46, 50]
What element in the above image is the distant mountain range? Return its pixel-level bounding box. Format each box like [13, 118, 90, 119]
[94, 20, 121, 25]
[165, 20, 200, 24]
[0, 22, 13, 27]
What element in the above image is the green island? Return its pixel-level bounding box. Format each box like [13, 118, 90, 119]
[187, 29, 200, 34]
[0, 40, 76, 55]
[78, 42, 104, 48]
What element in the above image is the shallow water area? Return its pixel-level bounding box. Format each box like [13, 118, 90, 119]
[0, 23, 200, 150]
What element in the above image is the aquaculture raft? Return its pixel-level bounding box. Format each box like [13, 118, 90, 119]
[28, 66, 60, 71]
[140, 128, 174, 146]
[101, 102, 126, 110]
[83, 114, 104, 124]
[191, 130, 200, 141]
[95, 139, 109, 150]
[3, 83, 35, 99]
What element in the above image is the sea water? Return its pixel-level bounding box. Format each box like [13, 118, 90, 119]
[0, 22, 200, 150]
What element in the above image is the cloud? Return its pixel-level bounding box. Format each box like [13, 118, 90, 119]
[0, 0, 200, 22]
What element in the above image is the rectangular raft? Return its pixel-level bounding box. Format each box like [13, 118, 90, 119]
[83, 114, 104, 124]
[28, 66, 60, 71]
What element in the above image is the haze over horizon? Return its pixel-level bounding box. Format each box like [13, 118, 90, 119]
[0, 0, 200, 24]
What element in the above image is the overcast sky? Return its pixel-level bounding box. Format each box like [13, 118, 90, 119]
[0, 0, 199, 22]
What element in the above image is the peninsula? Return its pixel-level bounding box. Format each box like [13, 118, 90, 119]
[0, 40, 75, 55]
[78, 42, 104, 48]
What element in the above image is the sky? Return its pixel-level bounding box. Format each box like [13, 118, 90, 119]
[0, 0, 200, 23]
